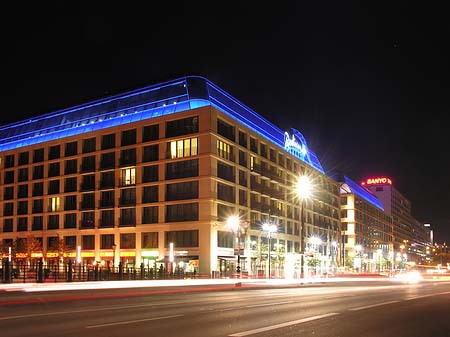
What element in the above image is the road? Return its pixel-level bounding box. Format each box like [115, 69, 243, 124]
[1, 279, 449, 337]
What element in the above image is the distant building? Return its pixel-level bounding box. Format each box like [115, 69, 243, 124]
[339, 176, 394, 272]
[423, 223, 433, 246]
[0, 76, 341, 277]
[422, 223, 434, 264]
[361, 177, 427, 266]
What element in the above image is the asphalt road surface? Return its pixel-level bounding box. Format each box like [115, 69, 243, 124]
[1, 279, 449, 337]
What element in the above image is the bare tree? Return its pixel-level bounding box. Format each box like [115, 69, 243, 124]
[49, 238, 70, 263]
[0, 240, 7, 256]
[25, 235, 42, 266]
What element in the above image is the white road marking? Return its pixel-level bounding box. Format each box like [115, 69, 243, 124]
[405, 291, 450, 301]
[245, 301, 294, 308]
[217, 300, 295, 312]
[0, 303, 175, 321]
[0, 296, 256, 321]
[85, 314, 184, 328]
[349, 300, 400, 311]
[228, 313, 339, 336]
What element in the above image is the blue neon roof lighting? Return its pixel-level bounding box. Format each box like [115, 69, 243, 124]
[343, 176, 384, 211]
[0, 76, 324, 173]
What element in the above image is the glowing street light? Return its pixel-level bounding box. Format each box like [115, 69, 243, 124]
[309, 236, 322, 247]
[295, 176, 312, 200]
[295, 175, 312, 279]
[262, 223, 277, 279]
[227, 215, 248, 275]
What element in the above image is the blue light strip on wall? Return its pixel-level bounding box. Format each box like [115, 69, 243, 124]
[0, 76, 325, 173]
[0, 78, 189, 146]
[0, 100, 208, 151]
[344, 176, 384, 211]
[201, 78, 324, 173]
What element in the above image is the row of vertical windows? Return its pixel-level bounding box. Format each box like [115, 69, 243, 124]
[3, 180, 200, 217]
[3, 161, 196, 201]
[4, 116, 197, 167]
[2, 202, 199, 232]
[1, 232, 161, 250]
[0, 211, 137, 230]
[217, 183, 235, 203]
[217, 140, 233, 161]
[3, 124, 161, 168]
[167, 137, 198, 159]
[166, 116, 198, 138]
[3, 165, 157, 199]
[4, 138, 200, 184]
[3, 230, 197, 250]
[3, 186, 164, 216]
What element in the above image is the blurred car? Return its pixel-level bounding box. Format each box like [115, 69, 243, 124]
[392, 270, 423, 283]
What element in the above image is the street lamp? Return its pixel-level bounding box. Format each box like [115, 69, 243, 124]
[227, 215, 244, 275]
[309, 236, 322, 248]
[262, 223, 277, 279]
[377, 248, 382, 272]
[295, 176, 312, 279]
[331, 241, 337, 271]
[355, 244, 362, 272]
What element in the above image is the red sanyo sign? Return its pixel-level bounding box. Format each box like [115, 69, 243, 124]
[361, 177, 393, 186]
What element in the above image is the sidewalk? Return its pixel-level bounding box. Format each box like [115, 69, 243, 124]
[0, 276, 390, 293]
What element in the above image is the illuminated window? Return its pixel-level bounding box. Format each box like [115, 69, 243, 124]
[167, 137, 198, 159]
[250, 155, 257, 170]
[217, 140, 232, 161]
[49, 197, 60, 212]
[120, 167, 136, 186]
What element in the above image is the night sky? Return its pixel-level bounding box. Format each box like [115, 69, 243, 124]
[1, 3, 449, 241]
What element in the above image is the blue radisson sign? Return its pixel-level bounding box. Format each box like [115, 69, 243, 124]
[284, 128, 310, 162]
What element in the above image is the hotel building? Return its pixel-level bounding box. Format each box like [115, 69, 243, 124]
[340, 176, 394, 271]
[0, 76, 340, 276]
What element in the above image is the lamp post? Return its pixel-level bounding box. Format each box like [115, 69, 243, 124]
[355, 244, 362, 272]
[295, 176, 312, 279]
[169, 242, 174, 274]
[399, 243, 406, 270]
[331, 240, 337, 272]
[227, 215, 248, 275]
[262, 223, 277, 279]
[377, 248, 382, 272]
[76, 245, 82, 280]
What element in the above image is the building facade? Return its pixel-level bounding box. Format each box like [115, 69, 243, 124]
[340, 176, 394, 272]
[0, 76, 340, 277]
[361, 177, 427, 267]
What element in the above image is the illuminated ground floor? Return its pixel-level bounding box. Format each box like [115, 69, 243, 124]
[1, 225, 342, 279]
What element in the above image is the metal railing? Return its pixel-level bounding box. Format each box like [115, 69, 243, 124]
[1, 260, 198, 284]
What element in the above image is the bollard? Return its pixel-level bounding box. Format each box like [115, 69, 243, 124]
[4, 259, 11, 283]
[67, 260, 73, 282]
[37, 259, 43, 283]
[118, 262, 123, 280]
